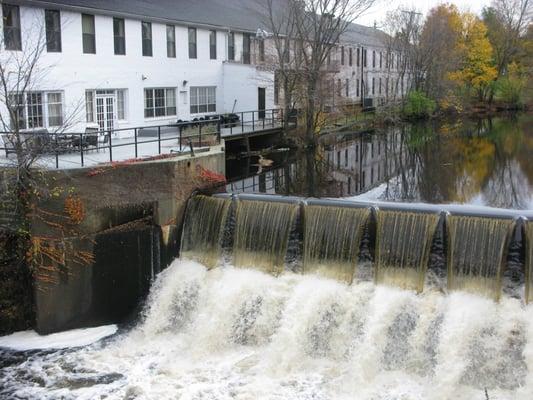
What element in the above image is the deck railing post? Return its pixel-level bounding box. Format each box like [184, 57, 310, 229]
[199, 123, 202, 147]
[158, 126, 161, 154]
[252, 112, 255, 132]
[134, 128, 138, 159]
[80, 133, 84, 167]
[179, 125, 182, 151]
[241, 112, 244, 133]
[55, 134, 59, 169]
[216, 118, 221, 143]
[108, 130, 113, 162]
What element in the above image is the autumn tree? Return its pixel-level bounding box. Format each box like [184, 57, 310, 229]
[418, 4, 463, 102]
[448, 14, 497, 102]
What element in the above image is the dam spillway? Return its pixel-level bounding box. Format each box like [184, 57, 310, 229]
[181, 193, 533, 302]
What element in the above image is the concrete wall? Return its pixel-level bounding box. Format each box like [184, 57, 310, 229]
[29, 148, 225, 333]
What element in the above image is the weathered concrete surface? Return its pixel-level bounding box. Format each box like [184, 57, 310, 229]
[29, 145, 225, 334]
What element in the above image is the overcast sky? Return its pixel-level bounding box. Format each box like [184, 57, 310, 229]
[357, 0, 493, 28]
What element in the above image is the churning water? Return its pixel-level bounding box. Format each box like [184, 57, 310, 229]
[1, 258, 532, 400]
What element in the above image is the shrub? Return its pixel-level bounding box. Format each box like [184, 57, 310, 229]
[402, 91, 437, 120]
[494, 76, 524, 109]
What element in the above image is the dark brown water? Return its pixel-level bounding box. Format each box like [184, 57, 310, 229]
[226, 114, 533, 210]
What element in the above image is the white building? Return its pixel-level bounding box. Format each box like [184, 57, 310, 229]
[0, 0, 407, 137]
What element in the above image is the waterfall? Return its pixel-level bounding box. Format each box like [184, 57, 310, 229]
[375, 211, 440, 292]
[303, 205, 370, 283]
[4, 259, 529, 399]
[233, 199, 298, 275]
[526, 222, 533, 304]
[447, 215, 515, 301]
[180, 195, 230, 268]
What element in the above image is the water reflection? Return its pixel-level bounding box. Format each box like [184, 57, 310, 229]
[226, 114, 533, 210]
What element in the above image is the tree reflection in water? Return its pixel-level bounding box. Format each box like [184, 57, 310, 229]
[225, 114, 533, 210]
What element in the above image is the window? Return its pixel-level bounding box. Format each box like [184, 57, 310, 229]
[346, 78, 349, 97]
[45, 10, 62, 52]
[113, 18, 125, 55]
[243, 33, 251, 64]
[356, 48, 360, 67]
[9, 91, 63, 129]
[86, 91, 94, 122]
[190, 86, 216, 114]
[144, 88, 176, 118]
[380, 52, 383, 69]
[379, 77, 382, 94]
[209, 30, 217, 59]
[26, 93, 43, 128]
[372, 51, 376, 68]
[341, 46, 344, 65]
[337, 79, 341, 97]
[188, 27, 197, 59]
[349, 48, 352, 66]
[363, 49, 367, 67]
[47, 92, 63, 126]
[356, 79, 359, 97]
[167, 25, 176, 58]
[2, 4, 21, 51]
[284, 38, 290, 63]
[82, 14, 96, 54]
[258, 39, 265, 62]
[228, 32, 235, 61]
[142, 21, 152, 56]
[372, 77, 375, 95]
[116, 90, 126, 120]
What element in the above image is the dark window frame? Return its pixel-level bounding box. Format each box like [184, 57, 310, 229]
[141, 21, 152, 57]
[45, 9, 62, 52]
[2, 4, 21, 51]
[113, 17, 126, 55]
[188, 27, 197, 59]
[167, 24, 176, 58]
[209, 30, 217, 59]
[242, 33, 251, 64]
[81, 14, 96, 54]
[228, 32, 235, 61]
[349, 47, 352, 66]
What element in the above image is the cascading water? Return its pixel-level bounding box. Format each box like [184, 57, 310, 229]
[376, 211, 440, 292]
[180, 195, 230, 268]
[2, 259, 532, 399]
[526, 222, 533, 304]
[3, 196, 533, 399]
[233, 199, 298, 275]
[447, 215, 515, 301]
[303, 205, 370, 283]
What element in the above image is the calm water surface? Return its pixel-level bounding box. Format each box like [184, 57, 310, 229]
[226, 114, 533, 210]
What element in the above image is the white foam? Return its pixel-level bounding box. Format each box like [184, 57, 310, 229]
[0, 324, 118, 351]
[1, 259, 531, 399]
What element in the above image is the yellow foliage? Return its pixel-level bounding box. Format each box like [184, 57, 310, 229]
[448, 14, 497, 96]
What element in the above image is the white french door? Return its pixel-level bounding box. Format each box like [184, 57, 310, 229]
[95, 94, 115, 132]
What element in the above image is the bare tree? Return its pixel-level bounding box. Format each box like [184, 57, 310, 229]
[260, 0, 376, 146]
[483, 0, 532, 102]
[0, 12, 82, 233]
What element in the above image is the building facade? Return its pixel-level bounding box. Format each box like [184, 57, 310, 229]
[0, 0, 407, 137]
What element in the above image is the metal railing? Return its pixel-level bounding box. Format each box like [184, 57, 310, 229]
[0, 118, 221, 169]
[0, 109, 291, 169]
[219, 108, 287, 136]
